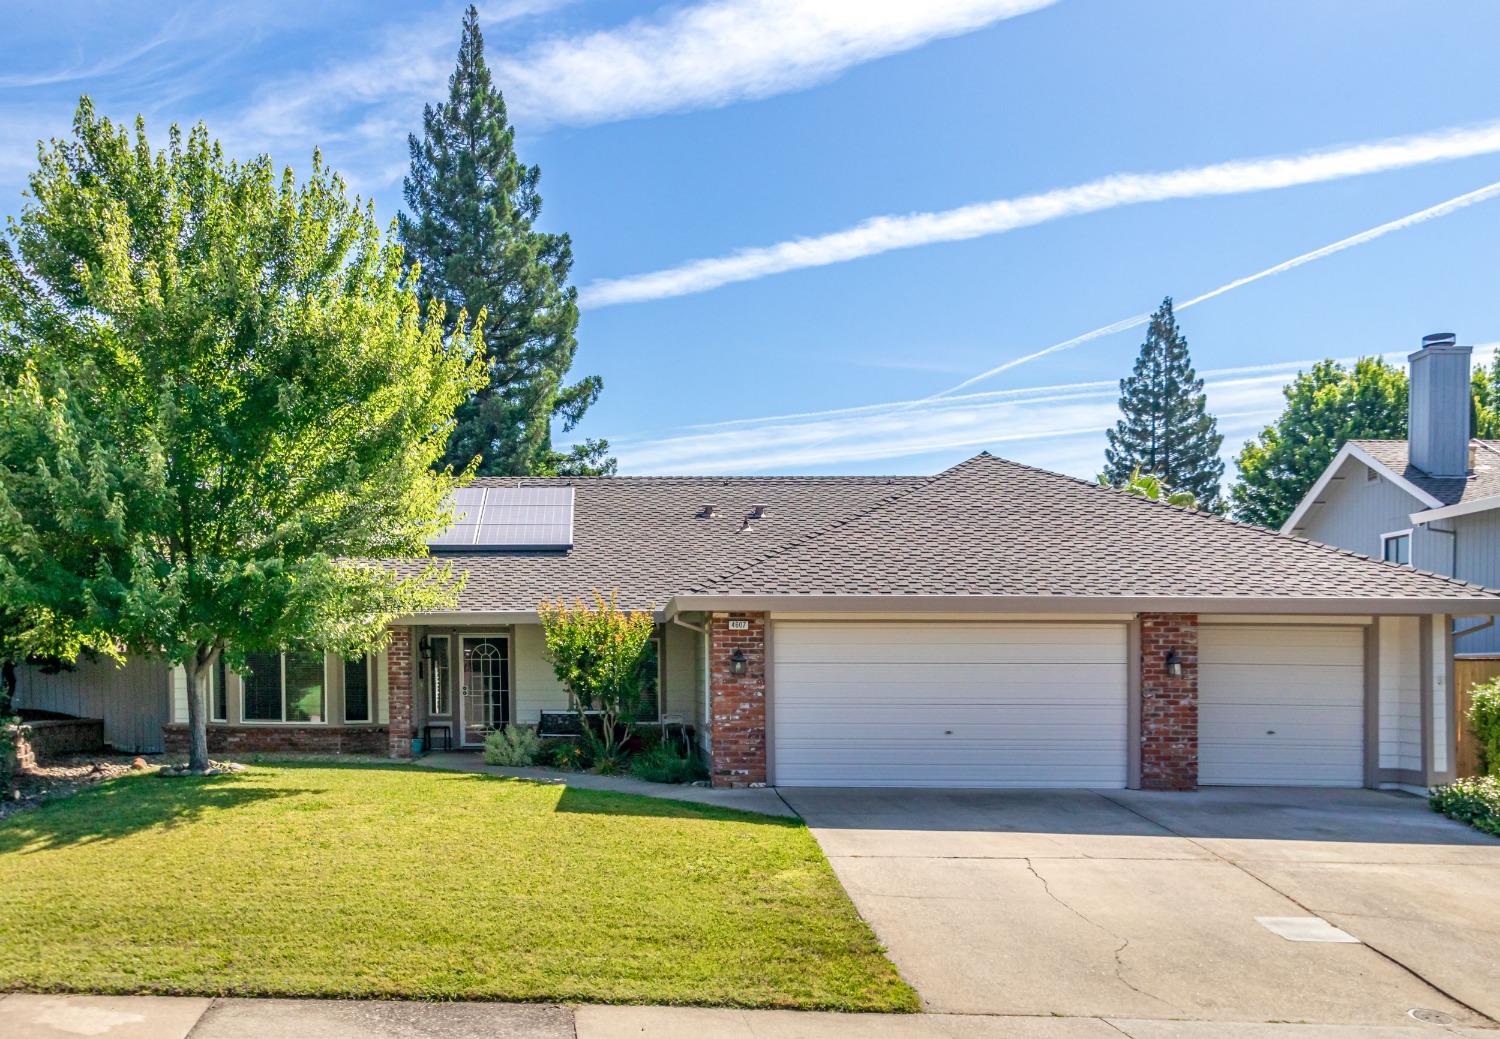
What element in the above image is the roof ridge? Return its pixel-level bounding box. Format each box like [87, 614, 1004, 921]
[689, 453, 996, 593]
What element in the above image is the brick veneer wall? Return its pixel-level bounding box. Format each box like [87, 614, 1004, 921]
[1139, 613, 1199, 791]
[387, 626, 414, 759]
[708, 613, 768, 788]
[163, 724, 388, 756]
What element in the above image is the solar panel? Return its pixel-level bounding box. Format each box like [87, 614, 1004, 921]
[429, 486, 574, 550]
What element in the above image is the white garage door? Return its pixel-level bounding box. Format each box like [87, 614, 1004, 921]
[1198, 624, 1365, 787]
[772, 622, 1128, 788]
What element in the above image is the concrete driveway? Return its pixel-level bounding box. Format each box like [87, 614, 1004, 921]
[780, 787, 1500, 1028]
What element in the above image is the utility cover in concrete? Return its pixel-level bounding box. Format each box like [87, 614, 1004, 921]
[1256, 916, 1361, 943]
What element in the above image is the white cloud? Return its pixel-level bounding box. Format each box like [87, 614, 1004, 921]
[610, 182, 1500, 474]
[495, 0, 1056, 126]
[580, 119, 1500, 307]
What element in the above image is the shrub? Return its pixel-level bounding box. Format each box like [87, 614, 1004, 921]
[630, 743, 706, 785]
[1429, 776, 1500, 837]
[482, 725, 541, 767]
[538, 738, 590, 771]
[1469, 678, 1500, 776]
[538, 592, 655, 763]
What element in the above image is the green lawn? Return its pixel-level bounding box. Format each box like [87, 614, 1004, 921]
[0, 764, 915, 1010]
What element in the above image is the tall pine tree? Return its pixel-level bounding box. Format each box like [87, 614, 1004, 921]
[401, 6, 611, 476]
[1102, 298, 1224, 506]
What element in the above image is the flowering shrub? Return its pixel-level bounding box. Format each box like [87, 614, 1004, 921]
[1429, 776, 1500, 837]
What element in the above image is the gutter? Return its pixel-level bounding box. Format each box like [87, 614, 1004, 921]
[1410, 492, 1500, 525]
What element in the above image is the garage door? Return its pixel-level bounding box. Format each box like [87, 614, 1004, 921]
[772, 622, 1128, 788]
[1198, 624, 1364, 787]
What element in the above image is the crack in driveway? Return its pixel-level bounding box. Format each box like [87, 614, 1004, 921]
[1022, 856, 1179, 1014]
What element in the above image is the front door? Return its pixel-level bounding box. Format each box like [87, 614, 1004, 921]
[460, 635, 510, 747]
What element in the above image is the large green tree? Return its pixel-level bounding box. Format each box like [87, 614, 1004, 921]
[400, 6, 609, 477]
[1230, 357, 1407, 528]
[1102, 298, 1224, 507]
[0, 100, 486, 770]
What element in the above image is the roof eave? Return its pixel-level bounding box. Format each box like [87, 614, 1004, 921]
[1281, 442, 1445, 535]
[1410, 493, 1500, 524]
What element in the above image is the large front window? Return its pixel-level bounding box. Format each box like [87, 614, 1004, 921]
[343, 655, 371, 723]
[243, 651, 327, 723]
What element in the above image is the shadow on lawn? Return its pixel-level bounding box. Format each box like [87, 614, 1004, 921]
[549, 783, 799, 826]
[0, 774, 300, 855]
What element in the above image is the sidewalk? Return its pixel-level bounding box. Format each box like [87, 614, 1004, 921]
[2, 995, 1493, 1039]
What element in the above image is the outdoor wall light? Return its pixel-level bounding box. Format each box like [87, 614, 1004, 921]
[729, 648, 748, 676]
[1165, 649, 1183, 678]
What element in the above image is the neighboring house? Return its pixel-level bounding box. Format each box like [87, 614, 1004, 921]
[17, 452, 1500, 793]
[1283, 333, 1500, 654]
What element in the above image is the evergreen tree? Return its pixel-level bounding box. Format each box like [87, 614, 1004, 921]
[1230, 357, 1407, 528]
[401, 6, 610, 477]
[1102, 298, 1224, 506]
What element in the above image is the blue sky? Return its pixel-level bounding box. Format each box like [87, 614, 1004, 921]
[4, 0, 1500, 479]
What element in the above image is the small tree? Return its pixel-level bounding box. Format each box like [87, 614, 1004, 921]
[537, 592, 655, 764]
[0, 100, 487, 772]
[1098, 467, 1198, 509]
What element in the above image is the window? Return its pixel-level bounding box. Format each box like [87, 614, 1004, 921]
[637, 636, 662, 721]
[344, 655, 371, 723]
[210, 656, 228, 723]
[428, 636, 451, 716]
[242, 651, 327, 723]
[1382, 530, 1412, 566]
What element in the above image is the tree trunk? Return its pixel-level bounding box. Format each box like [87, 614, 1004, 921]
[185, 643, 215, 773]
[1, 660, 15, 716]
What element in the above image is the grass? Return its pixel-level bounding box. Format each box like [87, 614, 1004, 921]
[0, 763, 916, 1011]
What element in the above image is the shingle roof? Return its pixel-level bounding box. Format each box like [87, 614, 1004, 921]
[1349, 439, 1500, 507]
[398, 453, 1500, 615]
[406, 474, 923, 612]
[689, 453, 1500, 601]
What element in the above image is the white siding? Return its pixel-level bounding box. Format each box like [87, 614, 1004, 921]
[1378, 615, 1423, 772]
[772, 621, 1128, 788]
[1199, 625, 1364, 787]
[15, 654, 169, 753]
[512, 624, 568, 723]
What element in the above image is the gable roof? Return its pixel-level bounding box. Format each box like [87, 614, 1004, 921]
[1349, 439, 1500, 508]
[397, 453, 1500, 620]
[678, 453, 1498, 606]
[1281, 440, 1500, 535]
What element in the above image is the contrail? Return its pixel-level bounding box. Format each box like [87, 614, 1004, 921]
[933, 179, 1500, 397]
[613, 180, 1500, 469]
[579, 119, 1500, 307]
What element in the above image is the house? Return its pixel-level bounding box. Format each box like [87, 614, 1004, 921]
[1282, 332, 1500, 654]
[16, 451, 1500, 792]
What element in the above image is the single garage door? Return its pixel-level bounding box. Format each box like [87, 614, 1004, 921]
[772, 621, 1128, 788]
[1198, 624, 1365, 787]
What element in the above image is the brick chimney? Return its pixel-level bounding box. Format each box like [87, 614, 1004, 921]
[1408, 332, 1472, 478]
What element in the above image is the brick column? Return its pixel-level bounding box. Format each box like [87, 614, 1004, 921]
[1140, 613, 1198, 791]
[387, 626, 414, 759]
[709, 612, 768, 788]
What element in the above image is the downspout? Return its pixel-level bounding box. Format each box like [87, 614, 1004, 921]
[1453, 616, 1496, 642]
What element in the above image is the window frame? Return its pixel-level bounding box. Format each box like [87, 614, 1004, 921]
[342, 653, 374, 724]
[240, 650, 331, 725]
[1381, 528, 1413, 567]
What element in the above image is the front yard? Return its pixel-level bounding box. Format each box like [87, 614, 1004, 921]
[0, 763, 915, 1010]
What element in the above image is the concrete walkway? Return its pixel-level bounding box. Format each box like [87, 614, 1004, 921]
[2, 995, 1495, 1039]
[414, 750, 796, 816]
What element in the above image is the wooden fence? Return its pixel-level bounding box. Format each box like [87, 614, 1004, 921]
[1455, 656, 1498, 778]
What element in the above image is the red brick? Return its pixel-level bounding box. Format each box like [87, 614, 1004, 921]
[1139, 612, 1198, 791]
[708, 613, 768, 788]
